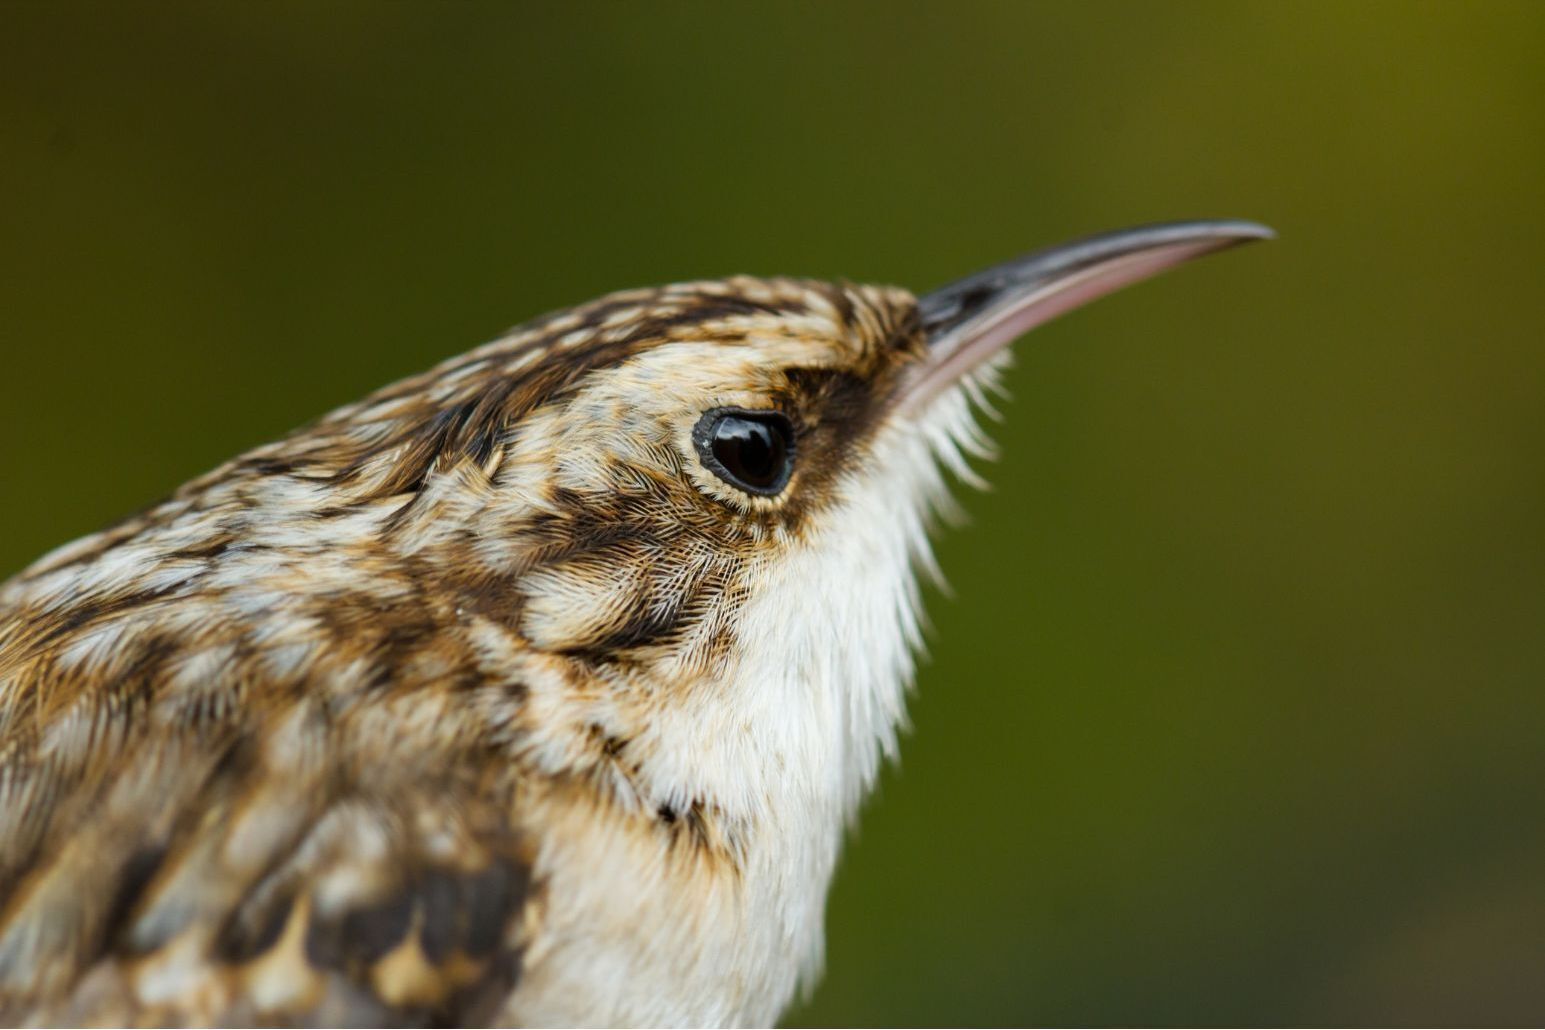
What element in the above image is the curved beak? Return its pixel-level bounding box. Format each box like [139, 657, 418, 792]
[898, 219, 1274, 414]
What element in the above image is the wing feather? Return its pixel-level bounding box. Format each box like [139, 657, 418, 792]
[0, 582, 538, 1026]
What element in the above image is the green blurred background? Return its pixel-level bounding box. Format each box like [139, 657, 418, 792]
[3, 3, 1542, 1024]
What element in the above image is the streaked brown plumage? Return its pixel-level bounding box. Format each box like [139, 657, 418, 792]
[0, 223, 1269, 1026]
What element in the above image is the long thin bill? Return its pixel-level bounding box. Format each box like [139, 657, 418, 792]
[897, 219, 1273, 414]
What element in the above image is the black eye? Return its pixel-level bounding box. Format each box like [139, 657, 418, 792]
[692, 408, 795, 497]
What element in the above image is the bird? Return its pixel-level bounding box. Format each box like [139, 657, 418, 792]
[0, 220, 1269, 1027]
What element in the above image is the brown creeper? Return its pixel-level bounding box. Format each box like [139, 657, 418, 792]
[0, 221, 1269, 1026]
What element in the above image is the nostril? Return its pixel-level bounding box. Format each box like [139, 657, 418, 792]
[925, 282, 997, 331]
[956, 283, 997, 314]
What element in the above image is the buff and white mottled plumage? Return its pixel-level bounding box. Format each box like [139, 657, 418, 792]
[0, 276, 997, 1026]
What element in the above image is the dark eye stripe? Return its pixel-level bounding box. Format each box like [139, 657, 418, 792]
[692, 409, 795, 497]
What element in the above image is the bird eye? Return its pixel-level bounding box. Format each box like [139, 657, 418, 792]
[692, 408, 795, 497]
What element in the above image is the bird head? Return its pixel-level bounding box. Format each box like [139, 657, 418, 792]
[3, 220, 1270, 870]
[177, 221, 1267, 830]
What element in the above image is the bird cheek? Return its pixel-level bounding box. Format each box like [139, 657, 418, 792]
[518, 558, 650, 653]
